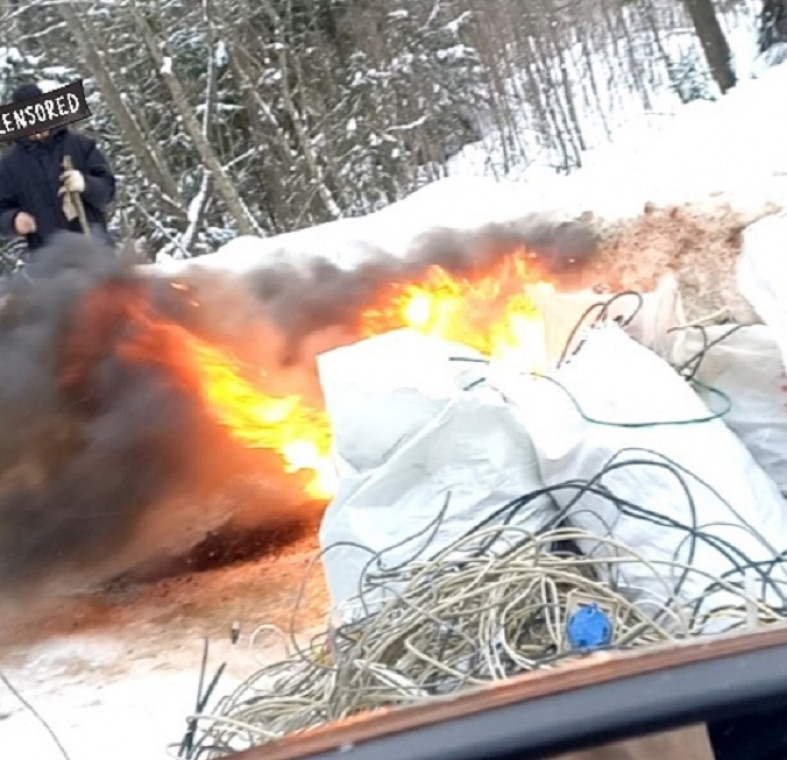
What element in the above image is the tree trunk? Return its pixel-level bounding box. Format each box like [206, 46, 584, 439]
[682, 0, 736, 93]
[259, 0, 343, 220]
[226, 40, 291, 233]
[60, 2, 184, 217]
[759, 0, 787, 52]
[129, 1, 263, 237]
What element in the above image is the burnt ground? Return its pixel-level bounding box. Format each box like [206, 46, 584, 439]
[0, 517, 327, 653]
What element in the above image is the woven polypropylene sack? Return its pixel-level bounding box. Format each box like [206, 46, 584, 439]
[670, 324, 787, 495]
[495, 323, 787, 631]
[316, 329, 555, 616]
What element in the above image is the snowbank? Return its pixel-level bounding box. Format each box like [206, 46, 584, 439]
[149, 64, 787, 286]
[449, 56, 787, 221]
[148, 175, 588, 281]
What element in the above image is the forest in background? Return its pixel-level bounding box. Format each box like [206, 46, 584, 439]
[0, 0, 784, 271]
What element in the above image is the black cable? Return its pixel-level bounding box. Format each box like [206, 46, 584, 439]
[597, 290, 646, 326]
[557, 300, 606, 368]
[355, 492, 455, 617]
[670, 323, 746, 382]
[192, 453, 787, 753]
[557, 290, 645, 368]
[442, 448, 787, 629]
[527, 370, 732, 427]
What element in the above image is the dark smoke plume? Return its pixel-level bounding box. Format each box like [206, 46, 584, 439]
[168, 214, 600, 366]
[0, 214, 598, 598]
[0, 233, 308, 601]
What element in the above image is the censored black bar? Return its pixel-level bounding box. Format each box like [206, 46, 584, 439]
[0, 80, 92, 143]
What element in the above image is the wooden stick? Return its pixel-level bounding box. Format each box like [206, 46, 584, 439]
[62, 155, 91, 238]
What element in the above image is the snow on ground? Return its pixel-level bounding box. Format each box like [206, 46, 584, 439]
[154, 61, 787, 283]
[447, 60, 787, 222]
[6, 39, 787, 760]
[0, 533, 328, 760]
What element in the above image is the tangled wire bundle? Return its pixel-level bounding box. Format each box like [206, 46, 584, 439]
[180, 517, 787, 759]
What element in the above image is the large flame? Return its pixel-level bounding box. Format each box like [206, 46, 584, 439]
[361, 249, 552, 365]
[60, 280, 337, 501]
[172, 336, 336, 500]
[64, 250, 550, 504]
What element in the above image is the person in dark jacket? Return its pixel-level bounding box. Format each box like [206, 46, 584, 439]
[0, 83, 116, 255]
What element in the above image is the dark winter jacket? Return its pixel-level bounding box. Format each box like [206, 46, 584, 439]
[0, 126, 116, 252]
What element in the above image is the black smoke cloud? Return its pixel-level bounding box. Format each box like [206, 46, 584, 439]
[167, 214, 599, 367]
[0, 235, 190, 592]
[0, 233, 306, 601]
[0, 214, 599, 598]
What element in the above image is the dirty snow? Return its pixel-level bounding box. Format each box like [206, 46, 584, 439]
[0, 533, 328, 759]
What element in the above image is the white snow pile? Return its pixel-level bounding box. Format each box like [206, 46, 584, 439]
[447, 50, 787, 221]
[149, 174, 585, 278]
[151, 60, 787, 283]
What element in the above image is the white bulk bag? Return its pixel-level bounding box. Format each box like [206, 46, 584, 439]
[316, 329, 487, 478]
[737, 212, 787, 357]
[494, 323, 787, 630]
[317, 329, 554, 616]
[670, 324, 787, 494]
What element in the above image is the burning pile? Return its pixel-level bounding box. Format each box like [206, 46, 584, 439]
[130, 244, 568, 503]
[361, 254, 553, 364]
[164, 248, 558, 501]
[0, 220, 597, 595]
[182, 210, 787, 754]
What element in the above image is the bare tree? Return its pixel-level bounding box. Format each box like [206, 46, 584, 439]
[129, 0, 262, 238]
[0, 0, 760, 267]
[59, 3, 185, 219]
[681, 0, 737, 93]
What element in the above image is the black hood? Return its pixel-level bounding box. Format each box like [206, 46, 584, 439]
[11, 83, 43, 103]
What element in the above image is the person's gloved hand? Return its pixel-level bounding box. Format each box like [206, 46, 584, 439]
[59, 169, 85, 194]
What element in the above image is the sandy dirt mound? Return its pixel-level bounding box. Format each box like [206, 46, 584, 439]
[578, 201, 782, 322]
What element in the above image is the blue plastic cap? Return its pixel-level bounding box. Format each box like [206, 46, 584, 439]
[566, 603, 613, 650]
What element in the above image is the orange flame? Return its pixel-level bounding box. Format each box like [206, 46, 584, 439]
[361, 249, 552, 366]
[70, 250, 550, 504]
[172, 250, 550, 502]
[98, 295, 338, 502]
[176, 336, 336, 500]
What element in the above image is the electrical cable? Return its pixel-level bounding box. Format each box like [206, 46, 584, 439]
[528, 370, 732, 426]
[0, 671, 72, 760]
[180, 453, 787, 758]
[557, 290, 644, 368]
[669, 323, 746, 382]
